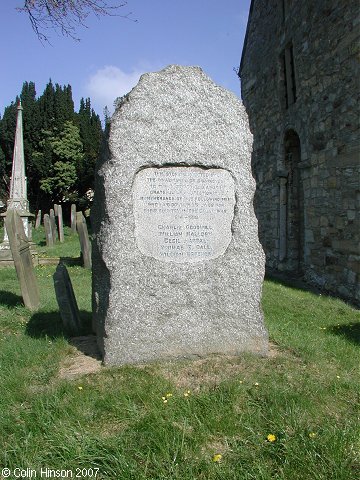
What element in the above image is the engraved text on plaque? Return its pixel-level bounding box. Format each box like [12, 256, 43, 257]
[133, 167, 235, 262]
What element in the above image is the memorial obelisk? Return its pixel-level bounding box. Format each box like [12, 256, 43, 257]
[0, 101, 35, 262]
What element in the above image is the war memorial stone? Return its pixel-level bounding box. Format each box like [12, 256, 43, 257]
[92, 65, 268, 365]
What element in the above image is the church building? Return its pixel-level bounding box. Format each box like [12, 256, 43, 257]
[239, 0, 359, 304]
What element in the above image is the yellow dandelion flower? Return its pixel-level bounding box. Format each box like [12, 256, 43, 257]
[78, 386, 83, 390]
[163, 399, 168, 404]
[267, 434, 276, 442]
[166, 393, 173, 398]
[212, 454, 222, 463]
[309, 432, 316, 438]
[254, 382, 259, 386]
[184, 390, 191, 397]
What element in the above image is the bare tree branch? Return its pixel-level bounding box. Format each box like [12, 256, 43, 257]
[17, 1, 136, 42]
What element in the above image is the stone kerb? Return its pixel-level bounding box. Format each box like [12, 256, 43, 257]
[5, 209, 40, 310]
[92, 65, 268, 365]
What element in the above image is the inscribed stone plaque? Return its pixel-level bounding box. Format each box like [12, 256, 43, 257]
[133, 167, 235, 263]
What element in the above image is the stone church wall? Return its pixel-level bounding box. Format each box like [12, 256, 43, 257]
[240, 0, 359, 304]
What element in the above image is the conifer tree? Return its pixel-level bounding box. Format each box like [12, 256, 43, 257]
[76, 97, 103, 204]
[0, 79, 103, 210]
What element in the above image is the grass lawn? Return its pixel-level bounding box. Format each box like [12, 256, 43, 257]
[0, 226, 359, 479]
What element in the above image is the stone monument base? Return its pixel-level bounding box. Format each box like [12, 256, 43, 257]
[1, 210, 37, 266]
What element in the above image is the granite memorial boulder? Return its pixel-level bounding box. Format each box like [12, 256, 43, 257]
[92, 65, 268, 365]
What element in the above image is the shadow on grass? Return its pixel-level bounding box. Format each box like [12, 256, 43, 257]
[59, 256, 82, 266]
[265, 270, 360, 309]
[265, 270, 323, 296]
[25, 309, 101, 360]
[26, 310, 93, 339]
[0, 290, 23, 307]
[329, 323, 360, 346]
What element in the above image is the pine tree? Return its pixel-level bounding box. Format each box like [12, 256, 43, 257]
[38, 79, 55, 130]
[76, 97, 103, 204]
[20, 81, 41, 204]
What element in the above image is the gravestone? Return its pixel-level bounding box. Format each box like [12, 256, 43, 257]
[53, 263, 82, 334]
[35, 210, 42, 229]
[76, 212, 92, 269]
[71, 204, 77, 234]
[5, 209, 40, 310]
[54, 204, 58, 216]
[92, 65, 268, 365]
[57, 204, 64, 243]
[43, 214, 54, 247]
[50, 209, 57, 243]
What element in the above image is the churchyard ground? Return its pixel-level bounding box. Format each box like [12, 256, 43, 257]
[0, 225, 359, 479]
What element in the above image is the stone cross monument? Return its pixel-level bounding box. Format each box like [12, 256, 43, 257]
[0, 101, 34, 260]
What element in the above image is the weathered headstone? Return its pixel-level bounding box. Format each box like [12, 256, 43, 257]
[54, 204, 58, 216]
[71, 204, 77, 234]
[76, 211, 92, 269]
[43, 214, 54, 247]
[50, 209, 57, 243]
[92, 65, 268, 365]
[35, 210, 42, 229]
[53, 263, 82, 334]
[5, 209, 40, 310]
[57, 204, 64, 243]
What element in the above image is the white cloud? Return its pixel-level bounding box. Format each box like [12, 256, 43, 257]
[85, 65, 143, 114]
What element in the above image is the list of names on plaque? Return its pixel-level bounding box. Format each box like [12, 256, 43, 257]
[133, 166, 235, 262]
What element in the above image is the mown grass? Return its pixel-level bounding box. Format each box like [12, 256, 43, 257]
[33, 225, 84, 260]
[0, 229, 359, 479]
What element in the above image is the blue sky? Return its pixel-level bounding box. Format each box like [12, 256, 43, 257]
[1, 1, 250, 118]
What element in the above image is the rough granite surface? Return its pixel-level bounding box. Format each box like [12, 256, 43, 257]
[92, 65, 268, 365]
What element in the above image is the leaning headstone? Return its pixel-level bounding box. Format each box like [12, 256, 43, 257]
[53, 263, 82, 334]
[54, 204, 58, 216]
[50, 208, 57, 243]
[76, 212, 92, 269]
[57, 204, 64, 243]
[35, 210, 42, 229]
[43, 214, 54, 247]
[5, 209, 40, 310]
[71, 204, 77, 234]
[92, 65, 268, 365]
